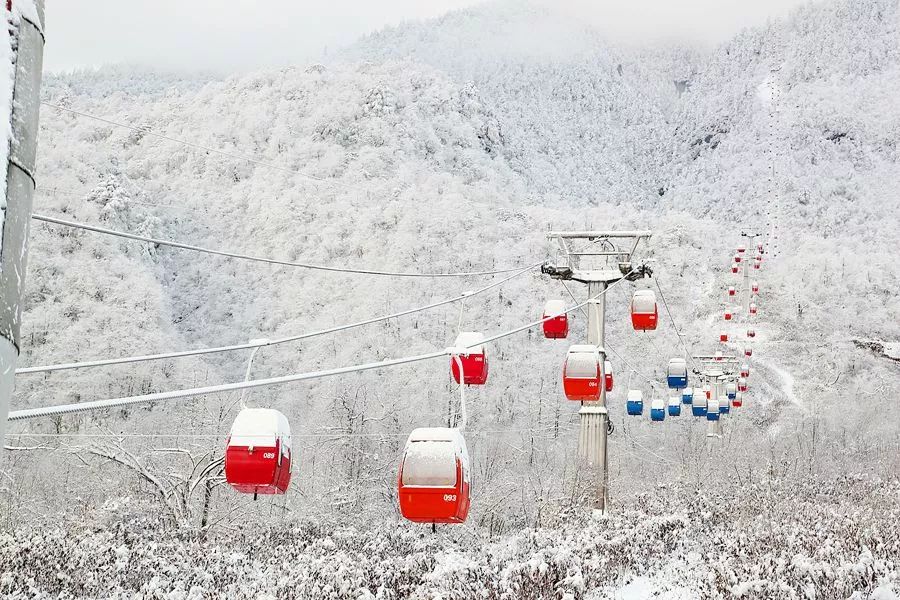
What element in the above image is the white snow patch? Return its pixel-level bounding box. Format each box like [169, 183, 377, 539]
[883, 342, 900, 360]
[590, 575, 697, 600]
[756, 65, 785, 110]
[870, 583, 900, 600]
[613, 576, 654, 599]
[758, 357, 804, 411]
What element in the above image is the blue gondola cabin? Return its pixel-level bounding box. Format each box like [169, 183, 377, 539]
[627, 389, 644, 415]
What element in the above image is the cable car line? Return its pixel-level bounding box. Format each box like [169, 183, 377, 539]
[559, 280, 589, 319]
[17, 262, 540, 374]
[41, 102, 339, 186]
[9, 350, 450, 421]
[648, 277, 698, 370]
[556, 269, 667, 389]
[604, 343, 660, 389]
[10, 274, 633, 422]
[32, 213, 530, 278]
[5, 423, 577, 440]
[622, 435, 676, 465]
[477, 270, 634, 348]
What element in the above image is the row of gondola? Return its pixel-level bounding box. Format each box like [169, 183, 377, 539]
[220, 240, 767, 526]
[624, 383, 747, 422]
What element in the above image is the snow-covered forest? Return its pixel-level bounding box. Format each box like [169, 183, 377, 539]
[2, 0, 899, 597]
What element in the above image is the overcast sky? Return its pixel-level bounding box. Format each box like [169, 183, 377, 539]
[44, 0, 815, 74]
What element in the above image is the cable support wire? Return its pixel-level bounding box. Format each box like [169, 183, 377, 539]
[10, 270, 634, 422]
[5, 423, 577, 441]
[620, 433, 677, 466]
[653, 276, 699, 370]
[32, 213, 529, 279]
[17, 263, 541, 374]
[41, 102, 339, 186]
[560, 280, 589, 319]
[604, 343, 660, 389]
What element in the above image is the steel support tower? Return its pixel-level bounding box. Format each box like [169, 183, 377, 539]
[542, 230, 652, 511]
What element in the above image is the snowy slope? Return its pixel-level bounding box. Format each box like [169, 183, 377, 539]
[345, 1, 678, 208]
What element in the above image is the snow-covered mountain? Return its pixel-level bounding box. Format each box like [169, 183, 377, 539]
[2, 0, 899, 596]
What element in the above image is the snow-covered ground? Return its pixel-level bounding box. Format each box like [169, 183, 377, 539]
[2, 477, 897, 598]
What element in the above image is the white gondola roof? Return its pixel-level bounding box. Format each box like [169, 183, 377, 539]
[228, 408, 291, 448]
[453, 331, 485, 354]
[404, 427, 469, 482]
[627, 389, 643, 401]
[566, 345, 600, 378]
[668, 396, 681, 406]
[651, 397, 665, 409]
[631, 289, 657, 311]
[406, 427, 464, 444]
[543, 299, 567, 316]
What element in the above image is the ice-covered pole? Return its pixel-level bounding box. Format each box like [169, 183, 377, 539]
[0, 0, 45, 449]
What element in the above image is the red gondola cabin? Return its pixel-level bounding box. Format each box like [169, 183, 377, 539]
[563, 345, 603, 401]
[734, 254, 742, 264]
[728, 286, 736, 297]
[720, 331, 728, 342]
[542, 299, 569, 339]
[747, 329, 756, 339]
[724, 311, 732, 321]
[451, 332, 488, 385]
[631, 290, 658, 331]
[752, 282, 759, 294]
[745, 346, 753, 357]
[731, 264, 740, 274]
[749, 303, 758, 316]
[604, 360, 614, 392]
[225, 408, 292, 496]
[398, 428, 470, 524]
